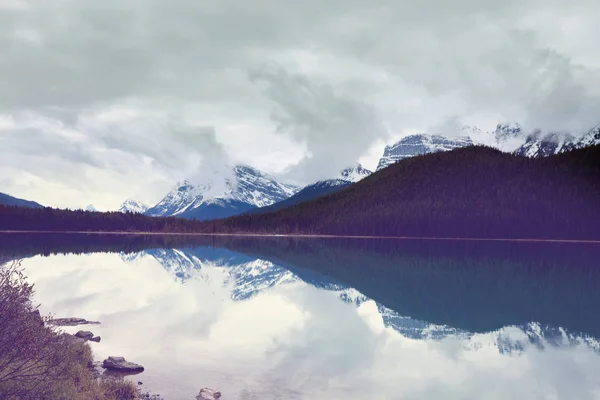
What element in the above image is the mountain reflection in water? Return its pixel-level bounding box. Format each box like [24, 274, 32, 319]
[4, 233, 600, 399]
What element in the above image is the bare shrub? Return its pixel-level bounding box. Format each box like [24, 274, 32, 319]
[0, 261, 140, 400]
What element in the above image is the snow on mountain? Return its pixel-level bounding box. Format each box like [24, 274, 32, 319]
[377, 121, 599, 170]
[465, 322, 600, 355]
[119, 199, 149, 214]
[145, 165, 300, 220]
[513, 123, 599, 157]
[376, 134, 474, 171]
[309, 179, 350, 189]
[374, 122, 527, 170]
[247, 165, 371, 216]
[576, 124, 600, 148]
[144, 180, 202, 217]
[339, 164, 372, 183]
[493, 123, 525, 152]
[230, 165, 299, 207]
[460, 125, 489, 145]
[84, 204, 97, 212]
[513, 131, 576, 158]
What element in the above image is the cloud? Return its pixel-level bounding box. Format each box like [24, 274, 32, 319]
[1, 0, 600, 206]
[0, 108, 232, 209]
[249, 67, 388, 181]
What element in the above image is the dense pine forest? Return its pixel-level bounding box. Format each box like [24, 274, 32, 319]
[1, 145, 599, 239]
[0, 206, 207, 233]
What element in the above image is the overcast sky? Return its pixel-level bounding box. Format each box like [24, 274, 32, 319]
[1, 0, 600, 210]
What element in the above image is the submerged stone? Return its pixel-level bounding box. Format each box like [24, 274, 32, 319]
[102, 356, 145, 373]
[75, 330, 95, 340]
[197, 388, 222, 400]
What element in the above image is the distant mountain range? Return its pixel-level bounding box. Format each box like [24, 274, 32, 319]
[514, 124, 600, 158]
[3, 120, 599, 225]
[378, 122, 600, 171]
[140, 164, 371, 221]
[209, 145, 600, 239]
[0, 192, 43, 209]
[129, 121, 599, 222]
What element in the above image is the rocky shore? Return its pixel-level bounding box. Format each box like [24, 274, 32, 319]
[52, 316, 222, 400]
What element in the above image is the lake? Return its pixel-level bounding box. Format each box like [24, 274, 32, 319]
[3, 233, 600, 399]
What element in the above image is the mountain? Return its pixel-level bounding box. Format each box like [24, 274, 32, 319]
[209, 145, 600, 239]
[245, 179, 350, 216]
[118, 199, 149, 214]
[514, 131, 576, 158]
[246, 164, 372, 216]
[84, 204, 97, 212]
[145, 165, 299, 221]
[0, 192, 43, 209]
[492, 123, 525, 151]
[512, 123, 600, 158]
[339, 164, 372, 182]
[375, 123, 531, 172]
[376, 134, 474, 171]
[575, 124, 600, 148]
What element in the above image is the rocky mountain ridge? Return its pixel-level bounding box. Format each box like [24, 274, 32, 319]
[144, 165, 300, 221]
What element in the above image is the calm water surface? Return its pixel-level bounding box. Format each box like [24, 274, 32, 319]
[4, 234, 600, 399]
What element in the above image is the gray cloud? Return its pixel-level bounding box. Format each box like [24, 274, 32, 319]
[1, 0, 599, 207]
[249, 67, 388, 181]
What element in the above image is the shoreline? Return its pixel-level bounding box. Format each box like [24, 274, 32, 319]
[1, 230, 600, 244]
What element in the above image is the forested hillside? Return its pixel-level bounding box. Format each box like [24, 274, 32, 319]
[209, 145, 600, 239]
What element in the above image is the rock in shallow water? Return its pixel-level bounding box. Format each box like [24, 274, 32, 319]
[102, 356, 145, 373]
[197, 388, 222, 399]
[59, 332, 86, 344]
[75, 330, 95, 340]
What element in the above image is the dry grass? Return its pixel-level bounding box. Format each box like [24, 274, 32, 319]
[0, 261, 140, 400]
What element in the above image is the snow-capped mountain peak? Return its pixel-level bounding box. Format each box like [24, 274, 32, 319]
[514, 130, 576, 158]
[230, 164, 300, 206]
[145, 165, 300, 220]
[377, 134, 474, 171]
[119, 199, 149, 214]
[577, 123, 600, 147]
[493, 123, 525, 152]
[84, 204, 97, 212]
[460, 125, 494, 146]
[339, 164, 372, 183]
